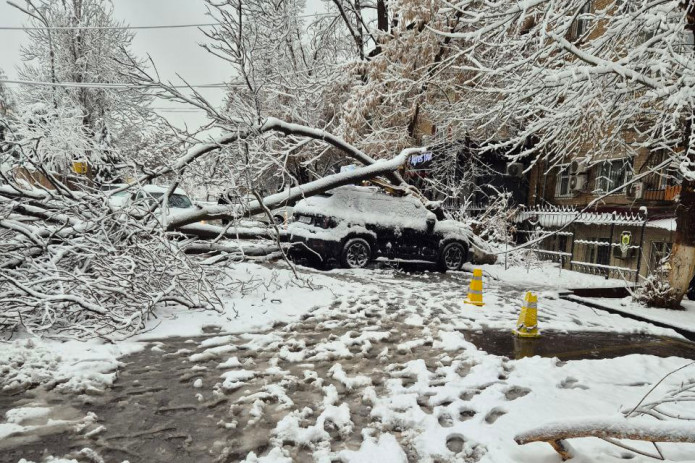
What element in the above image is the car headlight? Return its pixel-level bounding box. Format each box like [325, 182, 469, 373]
[316, 216, 335, 229]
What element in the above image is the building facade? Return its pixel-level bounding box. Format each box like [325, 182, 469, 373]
[519, 145, 680, 282]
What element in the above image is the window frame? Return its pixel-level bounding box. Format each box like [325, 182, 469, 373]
[555, 164, 573, 198]
[594, 159, 633, 194]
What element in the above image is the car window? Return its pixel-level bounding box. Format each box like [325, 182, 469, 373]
[149, 192, 193, 209]
[168, 194, 193, 209]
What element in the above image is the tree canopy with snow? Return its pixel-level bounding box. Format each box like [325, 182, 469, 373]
[13, 0, 152, 179]
[426, 0, 695, 305]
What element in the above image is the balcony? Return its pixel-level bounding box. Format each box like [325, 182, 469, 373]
[643, 185, 681, 201]
[665, 185, 681, 201]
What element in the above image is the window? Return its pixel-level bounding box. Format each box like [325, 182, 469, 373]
[555, 164, 572, 198]
[649, 241, 672, 275]
[594, 159, 633, 194]
[585, 237, 610, 267]
[557, 235, 567, 253]
[642, 150, 682, 191]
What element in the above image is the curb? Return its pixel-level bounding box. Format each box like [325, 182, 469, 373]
[560, 294, 695, 343]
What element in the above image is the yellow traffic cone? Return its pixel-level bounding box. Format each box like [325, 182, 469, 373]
[464, 268, 485, 306]
[514, 292, 541, 338]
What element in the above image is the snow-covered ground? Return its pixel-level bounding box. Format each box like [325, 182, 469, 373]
[2, 261, 695, 463]
[472, 261, 632, 290]
[577, 297, 695, 333]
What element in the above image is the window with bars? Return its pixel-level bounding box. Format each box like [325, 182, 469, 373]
[641, 150, 682, 200]
[555, 164, 572, 198]
[594, 159, 633, 194]
[585, 237, 611, 267]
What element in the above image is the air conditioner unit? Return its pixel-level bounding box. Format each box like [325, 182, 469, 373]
[506, 162, 524, 178]
[627, 182, 644, 199]
[569, 175, 586, 192]
[569, 159, 589, 175]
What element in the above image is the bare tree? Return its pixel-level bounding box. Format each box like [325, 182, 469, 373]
[12, 0, 152, 180]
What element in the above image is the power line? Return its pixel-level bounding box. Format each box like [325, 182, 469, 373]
[0, 79, 241, 89]
[0, 61, 345, 89]
[0, 13, 337, 31]
[0, 22, 219, 31]
[152, 108, 208, 112]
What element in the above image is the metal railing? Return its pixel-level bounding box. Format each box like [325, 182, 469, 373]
[514, 205, 649, 283]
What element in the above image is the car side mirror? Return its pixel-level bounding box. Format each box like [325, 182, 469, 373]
[426, 217, 436, 233]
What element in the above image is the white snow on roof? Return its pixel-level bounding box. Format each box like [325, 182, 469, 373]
[142, 184, 189, 196]
[647, 217, 676, 231]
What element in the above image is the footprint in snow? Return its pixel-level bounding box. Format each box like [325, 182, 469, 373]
[459, 408, 476, 421]
[446, 434, 466, 453]
[438, 413, 455, 428]
[558, 377, 589, 390]
[484, 408, 507, 424]
[503, 386, 531, 401]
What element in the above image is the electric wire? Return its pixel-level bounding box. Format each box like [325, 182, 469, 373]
[0, 12, 336, 31]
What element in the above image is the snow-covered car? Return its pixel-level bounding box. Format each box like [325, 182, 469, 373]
[218, 191, 294, 225]
[287, 185, 473, 270]
[100, 183, 131, 208]
[126, 184, 195, 212]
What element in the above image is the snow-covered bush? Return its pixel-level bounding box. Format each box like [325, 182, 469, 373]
[634, 274, 681, 309]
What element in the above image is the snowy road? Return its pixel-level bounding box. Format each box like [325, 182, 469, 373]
[2, 265, 695, 462]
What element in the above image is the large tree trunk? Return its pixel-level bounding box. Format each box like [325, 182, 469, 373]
[377, 0, 388, 32]
[667, 5, 695, 307]
[668, 177, 695, 306]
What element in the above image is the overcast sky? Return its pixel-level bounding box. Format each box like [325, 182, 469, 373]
[0, 0, 325, 130]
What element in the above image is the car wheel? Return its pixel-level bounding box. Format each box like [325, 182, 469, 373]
[341, 238, 371, 269]
[438, 242, 467, 272]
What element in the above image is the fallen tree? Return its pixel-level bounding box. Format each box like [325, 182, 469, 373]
[515, 417, 695, 460]
[0, 119, 413, 340]
[515, 362, 695, 460]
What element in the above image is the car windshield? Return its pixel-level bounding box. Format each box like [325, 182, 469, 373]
[149, 192, 193, 209]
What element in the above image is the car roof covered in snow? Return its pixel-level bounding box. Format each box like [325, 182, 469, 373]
[141, 184, 190, 196]
[294, 185, 432, 224]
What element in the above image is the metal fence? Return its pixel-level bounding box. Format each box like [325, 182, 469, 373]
[514, 205, 648, 282]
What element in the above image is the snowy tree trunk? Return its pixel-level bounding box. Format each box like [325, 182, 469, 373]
[668, 6, 695, 307]
[377, 0, 388, 32]
[668, 183, 695, 306]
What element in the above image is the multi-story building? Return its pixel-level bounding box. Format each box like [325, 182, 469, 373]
[520, 150, 680, 282]
[512, 0, 686, 283]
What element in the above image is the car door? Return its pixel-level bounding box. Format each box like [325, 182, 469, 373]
[394, 198, 436, 261]
[352, 193, 394, 259]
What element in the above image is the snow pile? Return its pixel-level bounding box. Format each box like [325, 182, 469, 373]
[469, 261, 629, 290]
[220, 369, 256, 391]
[328, 363, 372, 389]
[578, 296, 695, 333]
[0, 337, 140, 394]
[136, 262, 349, 340]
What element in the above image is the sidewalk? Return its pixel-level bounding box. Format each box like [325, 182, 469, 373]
[561, 293, 695, 342]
